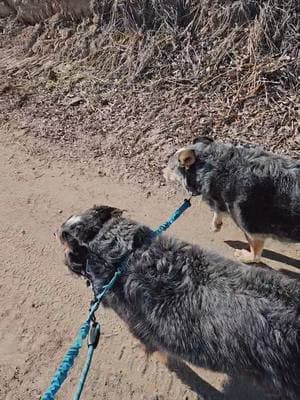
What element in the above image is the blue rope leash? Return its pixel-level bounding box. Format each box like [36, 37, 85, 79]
[150, 198, 191, 238]
[41, 198, 191, 400]
[41, 268, 124, 400]
[73, 322, 100, 400]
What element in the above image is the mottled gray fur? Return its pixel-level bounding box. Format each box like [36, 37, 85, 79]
[164, 137, 300, 262]
[59, 206, 300, 399]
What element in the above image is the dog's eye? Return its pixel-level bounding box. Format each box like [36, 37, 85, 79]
[85, 229, 99, 242]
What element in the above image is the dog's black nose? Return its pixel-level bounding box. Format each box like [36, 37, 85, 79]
[57, 225, 70, 244]
[61, 230, 69, 241]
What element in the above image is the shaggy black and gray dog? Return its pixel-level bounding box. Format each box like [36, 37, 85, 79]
[164, 136, 300, 263]
[58, 205, 300, 399]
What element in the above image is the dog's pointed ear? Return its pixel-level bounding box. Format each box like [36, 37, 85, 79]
[192, 136, 214, 145]
[92, 206, 123, 224]
[177, 148, 196, 170]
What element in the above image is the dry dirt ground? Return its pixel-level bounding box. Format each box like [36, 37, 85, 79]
[0, 125, 300, 400]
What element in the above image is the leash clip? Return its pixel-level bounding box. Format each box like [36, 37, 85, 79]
[88, 321, 100, 349]
[185, 193, 193, 203]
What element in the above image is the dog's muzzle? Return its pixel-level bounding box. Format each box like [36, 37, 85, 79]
[57, 225, 88, 277]
[163, 166, 177, 183]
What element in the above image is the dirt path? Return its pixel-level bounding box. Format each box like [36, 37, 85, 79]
[0, 127, 299, 400]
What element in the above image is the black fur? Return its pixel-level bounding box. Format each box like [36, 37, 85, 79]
[165, 137, 300, 241]
[59, 206, 300, 399]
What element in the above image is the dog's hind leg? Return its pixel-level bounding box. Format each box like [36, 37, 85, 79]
[234, 233, 265, 264]
[149, 351, 169, 365]
[143, 344, 168, 365]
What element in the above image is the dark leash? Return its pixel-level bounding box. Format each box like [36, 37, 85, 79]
[41, 198, 191, 400]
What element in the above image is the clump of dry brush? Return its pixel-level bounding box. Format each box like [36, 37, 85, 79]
[0, 0, 298, 179]
[15, 0, 297, 98]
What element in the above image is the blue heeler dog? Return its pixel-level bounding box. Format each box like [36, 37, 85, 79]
[164, 136, 300, 264]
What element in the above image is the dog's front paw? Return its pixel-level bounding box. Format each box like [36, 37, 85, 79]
[211, 212, 223, 233]
[234, 249, 259, 264]
[211, 220, 223, 232]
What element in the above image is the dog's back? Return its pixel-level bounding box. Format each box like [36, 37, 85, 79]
[216, 144, 300, 241]
[171, 140, 300, 242]
[121, 237, 300, 399]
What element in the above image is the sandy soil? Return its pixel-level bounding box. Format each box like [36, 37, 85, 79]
[0, 125, 299, 400]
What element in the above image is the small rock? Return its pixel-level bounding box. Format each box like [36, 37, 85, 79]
[67, 96, 85, 107]
[48, 69, 57, 81]
[58, 210, 63, 214]
[15, 94, 29, 108]
[100, 98, 109, 106]
[21, 229, 26, 235]
[0, 83, 12, 94]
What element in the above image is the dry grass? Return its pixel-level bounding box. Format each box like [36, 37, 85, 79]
[0, 1, 298, 187]
[2, 0, 298, 95]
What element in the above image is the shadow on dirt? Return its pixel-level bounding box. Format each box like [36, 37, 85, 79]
[225, 240, 300, 270]
[167, 357, 273, 400]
